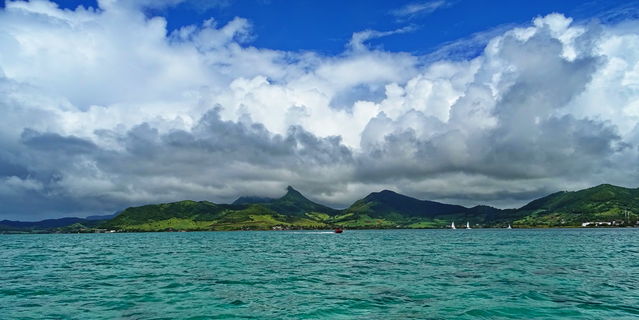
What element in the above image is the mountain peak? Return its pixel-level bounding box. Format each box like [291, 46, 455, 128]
[590, 183, 621, 190]
[365, 189, 407, 201]
[267, 185, 338, 215]
[352, 189, 467, 218]
[284, 185, 304, 197]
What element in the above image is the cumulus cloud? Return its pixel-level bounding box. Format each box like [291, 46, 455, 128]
[0, 1, 638, 219]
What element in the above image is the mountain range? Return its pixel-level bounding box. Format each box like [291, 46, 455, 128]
[2, 184, 638, 233]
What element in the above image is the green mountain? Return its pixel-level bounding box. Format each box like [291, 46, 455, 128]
[347, 190, 467, 218]
[232, 187, 339, 216]
[104, 200, 228, 227]
[513, 184, 639, 226]
[102, 186, 338, 231]
[0, 217, 106, 233]
[4, 183, 639, 233]
[263, 186, 340, 216]
[331, 190, 468, 228]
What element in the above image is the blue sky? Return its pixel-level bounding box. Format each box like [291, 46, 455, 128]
[25, 0, 639, 55]
[1, 0, 639, 219]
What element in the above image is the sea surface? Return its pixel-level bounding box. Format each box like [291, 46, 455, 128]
[1, 229, 638, 319]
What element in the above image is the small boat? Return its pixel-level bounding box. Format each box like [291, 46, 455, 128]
[507, 224, 512, 229]
[451, 222, 456, 229]
[466, 222, 471, 229]
[334, 228, 343, 233]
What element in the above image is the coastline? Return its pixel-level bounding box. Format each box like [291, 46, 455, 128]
[3, 224, 638, 235]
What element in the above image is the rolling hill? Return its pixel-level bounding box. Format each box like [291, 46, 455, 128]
[101, 186, 338, 231]
[513, 184, 639, 226]
[0, 216, 109, 233]
[259, 186, 340, 216]
[331, 190, 468, 228]
[3, 184, 638, 233]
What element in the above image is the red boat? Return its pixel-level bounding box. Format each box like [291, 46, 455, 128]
[334, 228, 343, 233]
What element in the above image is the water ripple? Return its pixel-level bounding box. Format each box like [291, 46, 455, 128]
[1, 229, 638, 319]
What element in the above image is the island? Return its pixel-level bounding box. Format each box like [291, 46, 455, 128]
[2, 183, 638, 233]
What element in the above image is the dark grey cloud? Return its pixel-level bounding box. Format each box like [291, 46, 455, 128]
[0, 157, 29, 179]
[0, 108, 356, 219]
[1, 5, 638, 219]
[21, 129, 99, 154]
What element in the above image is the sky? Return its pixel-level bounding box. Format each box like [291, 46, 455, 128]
[1, 0, 639, 220]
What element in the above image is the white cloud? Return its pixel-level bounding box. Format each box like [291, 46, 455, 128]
[0, 176, 43, 195]
[391, 1, 449, 19]
[348, 26, 416, 52]
[0, 1, 638, 218]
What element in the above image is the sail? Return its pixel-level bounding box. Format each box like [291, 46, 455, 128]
[466, 221, 471, 229]
[451, 222, 456, 229]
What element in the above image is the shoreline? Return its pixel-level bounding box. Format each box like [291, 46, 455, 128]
[2, 225, 638, 235]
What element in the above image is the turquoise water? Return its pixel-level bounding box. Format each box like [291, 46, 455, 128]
[1, 229, 638, 319]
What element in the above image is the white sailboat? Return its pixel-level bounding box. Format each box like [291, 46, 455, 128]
[507, 224, 512, 229]
[466, 222, 471, 229]
[451, 221, 456, 229]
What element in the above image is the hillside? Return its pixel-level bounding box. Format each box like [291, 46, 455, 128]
[261, 186, 340, 216]
[514, 184, 639, 226]
[102, 187, 339, 231]
[103, 184, 638, 230]
[104, 200, 229, 227]
[0, 217, 107, 233]
[4, 184, 639, 232]
[348, 190, 467, 218]
[330, 190, 467, 228]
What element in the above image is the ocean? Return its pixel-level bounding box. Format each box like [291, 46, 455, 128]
[1, 229, 638, 319]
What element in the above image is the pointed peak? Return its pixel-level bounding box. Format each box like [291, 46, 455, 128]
[282, 185, 305, 199]
[285, 186, 303, 195]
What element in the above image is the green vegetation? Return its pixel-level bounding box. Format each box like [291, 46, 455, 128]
[407, 220, 449, 228]
[101, 184, 638, 232]
[331, 213, 396, 228]
[260, 186, 340, 216]
[100, 189, 338, 232]
[115, 218, 215, 232]
[345, 190, 467, 219]
[512, 184, 639, 227]
[4, 184, 639, 233]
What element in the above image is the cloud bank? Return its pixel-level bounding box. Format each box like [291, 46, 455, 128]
[1, 0, 638, 219]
